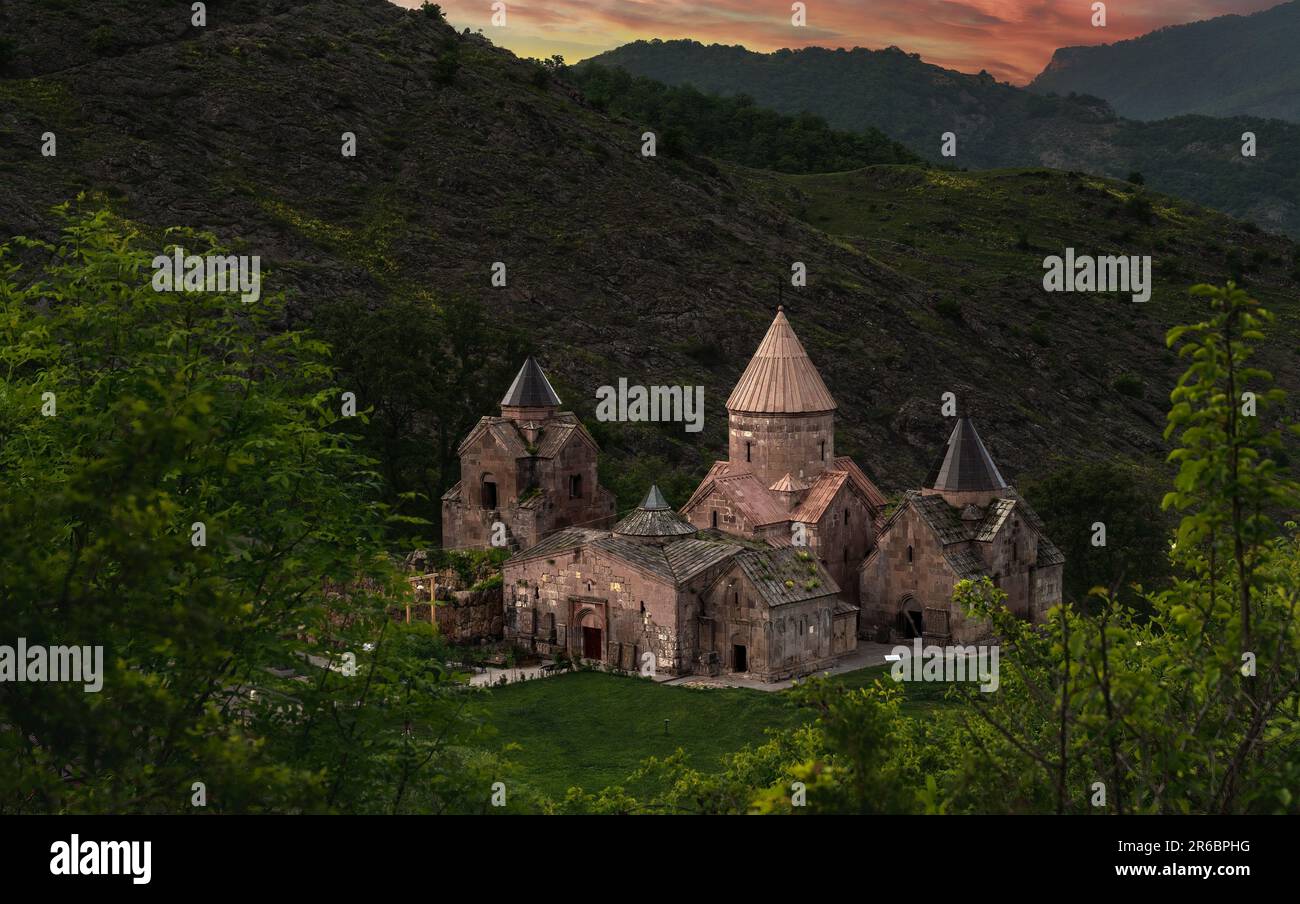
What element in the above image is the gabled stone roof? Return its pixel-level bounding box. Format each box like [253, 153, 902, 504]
[907, 491, 972, 545]
[500, 356, 561, 408]
[732, 547, 841, 606]
[1036, 535, 1066, 567]
[713, 472, 790, 526]
[665, 539, 742, 582]
[456, 412, 594, 461]
[974, 498, 1017, 541]
[508, 527, 607, 564]
[924, 416, 1008, 493]
[832, 456, 888, 509]
[725, 307, 837, 414]
[791, 470, 849, 524]
[591, 535, 676, 580]
[945, 550, 988, 580]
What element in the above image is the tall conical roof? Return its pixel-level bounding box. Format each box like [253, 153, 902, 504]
[500, 356, 561, 408]
[924, 416, 1008, 493]
[639, 484, 671, 511]
[613, 485, 697, 538]
[726, 307, 837, 414]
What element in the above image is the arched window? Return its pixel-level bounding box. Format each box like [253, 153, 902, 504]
[568, 474, 583, 498]
[844, 507, 850, 525]
[745, 441, 752, 462]
[820, 440, 826, 461]
[711, 510, 718, 529]
[907, 545, 913, 563]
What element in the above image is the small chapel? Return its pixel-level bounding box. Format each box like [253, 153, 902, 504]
[441, 356, 617, 552]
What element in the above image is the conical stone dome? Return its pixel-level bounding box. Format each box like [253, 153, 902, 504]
[613, 485, 697, 539]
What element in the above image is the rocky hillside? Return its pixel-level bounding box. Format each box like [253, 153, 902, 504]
[1031, 1, 1300, 122]
[1, 0, 1296, 514]
[583, 39, 1300, 238]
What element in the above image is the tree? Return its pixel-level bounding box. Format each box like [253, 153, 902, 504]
[0, 202, 508, 813]
[1020, 459, 1169, 611]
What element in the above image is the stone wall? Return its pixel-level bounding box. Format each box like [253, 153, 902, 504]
[443, 416, 615, 552]
[503, 545, 683, 671]
[436, 586, 504, 643]
[804, 480, 875, 605]
[728, 411, 834, 488]
[858, 505, 987, 643]
[700, 568, 841, 681]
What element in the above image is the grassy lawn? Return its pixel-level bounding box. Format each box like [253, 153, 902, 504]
[470, 664, 957, 799]
[473, 671, 807, 798]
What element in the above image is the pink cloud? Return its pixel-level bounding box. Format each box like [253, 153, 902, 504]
[393, 0, 1284, 84]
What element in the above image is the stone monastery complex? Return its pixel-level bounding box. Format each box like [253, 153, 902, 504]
[443, 308, 1064, 681]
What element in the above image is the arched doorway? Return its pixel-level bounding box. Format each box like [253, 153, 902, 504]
[577, 608, 604, 661]
[480, 472, 498, 510]
[731, 633, 748, 673]
[897, 596, 924, 639]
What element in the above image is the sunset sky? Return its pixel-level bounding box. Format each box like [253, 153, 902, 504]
[392, 0, 1282, 84]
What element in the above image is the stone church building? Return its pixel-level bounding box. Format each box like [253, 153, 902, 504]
[857, 416, 1065, 643]
[502, 485, 859, 681]
[441, 357, 616, 551]
[679, 307, 887, 604]
[447, 309, 1064, 679]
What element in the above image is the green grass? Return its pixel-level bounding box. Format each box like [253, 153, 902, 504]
[473, 671, 806, 798]
[470, 664, 957, 799]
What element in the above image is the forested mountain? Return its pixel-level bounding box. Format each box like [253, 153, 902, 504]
[1030, 1, 1300, 122]
[583, 39, 1300, 237]
[568, 62, 924, 173]
[0, 0, 1295, 530]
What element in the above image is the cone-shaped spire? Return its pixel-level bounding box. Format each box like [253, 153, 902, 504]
[726, 307, 837, 414]
[924, 416, 1008, 493]
[613, 485, 697, 539]
[500, 356, 561, 408]
[639, 484, 671, 511]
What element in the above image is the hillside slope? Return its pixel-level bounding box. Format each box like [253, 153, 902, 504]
[1, 0, 1296, 516]
[583, 40, 1300, 238]
[1031, 1, 1300, 122]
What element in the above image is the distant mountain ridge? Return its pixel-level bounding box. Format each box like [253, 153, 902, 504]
[1, 0, 1296, 507]
[583, 38, 1300, 237]
[1030, 1, 1300, 122]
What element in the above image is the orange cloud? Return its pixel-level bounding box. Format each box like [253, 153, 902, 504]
[393, 0, 1284, 84]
